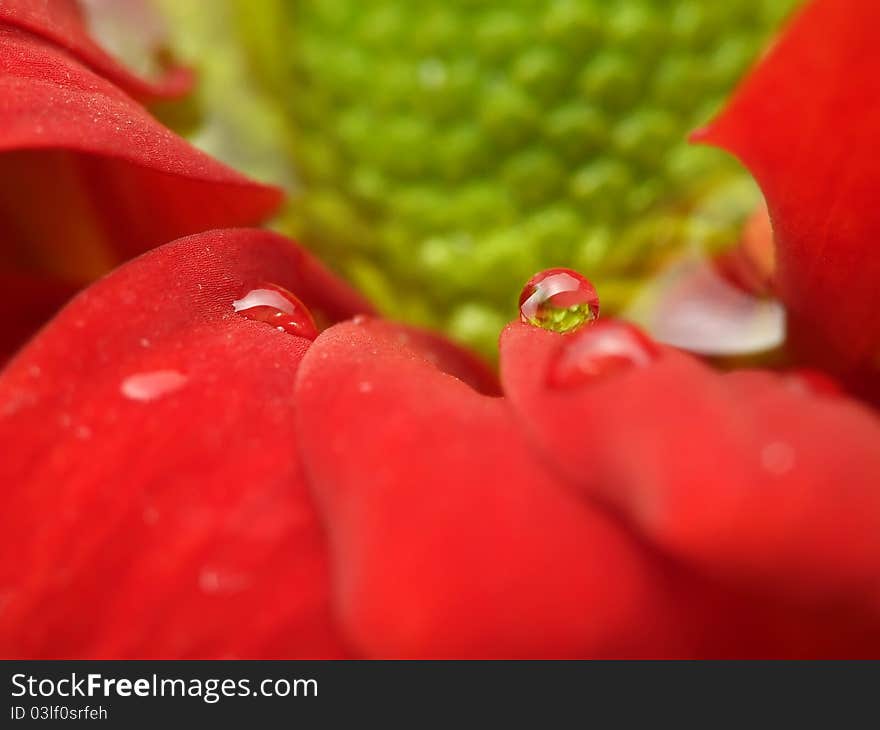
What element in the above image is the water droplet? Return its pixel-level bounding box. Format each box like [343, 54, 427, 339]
[121, 370, 188, 402]
[548, 320, 660, 388]
[519, 268, 600, 333]
[358, 381, 373, 393]
[232, 284, 318, 340]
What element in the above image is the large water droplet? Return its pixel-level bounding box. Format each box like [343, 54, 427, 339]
[121, 369, 188, 402]
[519, 268, 600, 333]
[548, 320, 660, 388]
[232, 284, 318, 340]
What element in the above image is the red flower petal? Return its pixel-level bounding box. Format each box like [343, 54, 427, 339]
[0, 27, 282, 268]
[500, 321, 880, 618]
[693, 0, 880, 377]
[0, 23, 284, 350]
[347, 317, 501, 396]
[713, 202, 776, 296]
[0, 0, 192, 102]
[0, 272, 79, 364]
[0, 229, 371, 658]
[293, 318, 762, 658]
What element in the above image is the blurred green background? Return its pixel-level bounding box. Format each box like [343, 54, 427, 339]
[93, 0, 800, 357]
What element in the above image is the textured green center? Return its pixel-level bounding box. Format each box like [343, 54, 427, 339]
[173, 0, 800, 357]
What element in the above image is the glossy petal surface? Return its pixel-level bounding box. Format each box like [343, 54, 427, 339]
[0, 229, 371, 658]
[695, 0, 880, 377]
[501, 321, 880, 616]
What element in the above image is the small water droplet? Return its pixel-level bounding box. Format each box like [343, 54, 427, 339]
[352, 314, 368, 325]
[548, 321, 660, 388]
[519, 268, 600, 333]
[358, 381, 373, 393]
[232, 284, 318, 340]
[121, 370, 188, 402]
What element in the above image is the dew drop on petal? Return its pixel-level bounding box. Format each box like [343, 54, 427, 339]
[232, 284, 318, 341]
[519, 268, 600, 333]
[548, 320, 660, 388]
[121, 370, 188, 402]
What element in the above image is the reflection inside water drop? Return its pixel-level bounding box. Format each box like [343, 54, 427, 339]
[519, 268, 600, 334]
[232, 285, 318, 340]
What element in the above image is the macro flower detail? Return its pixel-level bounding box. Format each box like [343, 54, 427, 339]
[232, 284, 320, 340]
[518, 267, 600, 333]
[222, 0, 800, 354]
[2, 0, 880, 661]
[544, 319, 660, 387]
[695, 0, 880, 389]
[0, 0, 282, 359]
[0, 0, 192, 102]
[0, 229, 370, 659]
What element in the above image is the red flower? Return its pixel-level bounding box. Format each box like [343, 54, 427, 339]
[2, 226, 880, 658]
[2, 0, 880, 658]
[0, 0, 281, 360]
[695, 0, 880, 389]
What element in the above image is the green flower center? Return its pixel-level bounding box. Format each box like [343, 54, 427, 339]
[161, 0, 799, 357]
